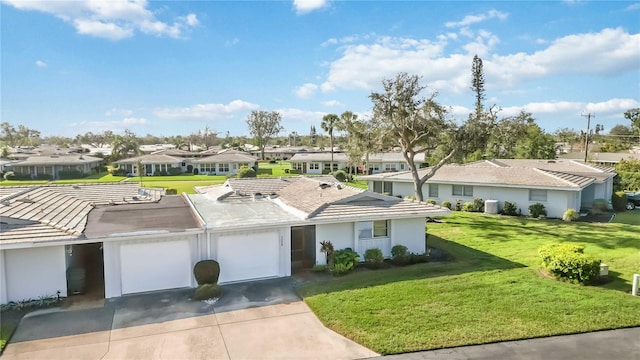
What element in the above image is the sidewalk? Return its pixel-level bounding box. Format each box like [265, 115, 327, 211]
[379, 327, 640, 360]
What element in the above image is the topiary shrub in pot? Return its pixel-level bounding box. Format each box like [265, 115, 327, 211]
[194, 283, 223, 300]
[193, 260, 220, 285]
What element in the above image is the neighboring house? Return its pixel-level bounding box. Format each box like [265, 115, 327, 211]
[0, 183, 202, 303]
[115, 154, 187, 175]
[360, 159, 616, 218]
[0, 159, 16, 174]
[289, 153, 349, 174]
[190, 150, 257, 175]
[7, 154, 103, 179]
[366, 153, 427, 174]
[190, 176, 450, 282]
[558, 152, 640, 166]
[0, 178, 449, 304]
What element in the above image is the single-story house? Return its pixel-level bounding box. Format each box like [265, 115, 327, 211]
[366, 153, 427, 174]
[189, 150, 257, 175]
[289, 153, 349, 174]
[6, 154, 103, 179]
[115, 154, 187, 175]
[190, 176, 450, 281]
[0, 177, 449, 304]
[360, 159, 616, 218]
[558, 152, 640, 166]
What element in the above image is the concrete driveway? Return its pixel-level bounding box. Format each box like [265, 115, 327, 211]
[2, 278, 377, 360]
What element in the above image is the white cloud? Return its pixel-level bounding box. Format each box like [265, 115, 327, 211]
[445, 9, 508, 28]
[35, 60, 47, 67]
[293, 0, 329, 14]
[3, 0, 198, 40]
[499, 98, 640, 118]
[318, 28, 639, 95]
[625, 3, 640, 11]
[154, 100, 260, 120]
[68, 117, 149, 131]
[294, 83, 318, 99]
[225, 37, 240, 47]
[321, 100, 342, 107]
[105, 108, 134, 116]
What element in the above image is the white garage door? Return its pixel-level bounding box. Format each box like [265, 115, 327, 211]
[120, 240, 192, 294]
[218, 232, 280, 283]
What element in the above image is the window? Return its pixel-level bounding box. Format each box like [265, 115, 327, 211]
[384, 164, 397, 172]
[324, 163, 331, 170]
[372, 181, 392, 194]
[452, 185, 473, 197]
[428, 184, 439, 198]
[529, 189, 548, 202]
[292, 162, 303, 171]
[400, 163, 405, 170]
[358, 220, 389, 239]
[218, 163, 230, 172]
[373, 181, 383, 194]
[309, 163, 319, 170]
[373, 220, 388, 237]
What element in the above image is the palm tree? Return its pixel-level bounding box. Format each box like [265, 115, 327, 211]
[321, 114, 340, 170]
[111, 133, 140, 161]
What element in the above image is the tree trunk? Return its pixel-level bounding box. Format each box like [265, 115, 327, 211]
[261, 146, 265, 160]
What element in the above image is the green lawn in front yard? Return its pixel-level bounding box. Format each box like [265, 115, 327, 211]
[612, 211, 640, 225]
[299, 212, 640, 355]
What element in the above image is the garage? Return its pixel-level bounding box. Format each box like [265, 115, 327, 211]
[119, 240, 192, 294]
[217, 232, 280, 283]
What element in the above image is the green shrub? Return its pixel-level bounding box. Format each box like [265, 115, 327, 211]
[331, 170, 348, 182]
[562, 208, 579, 222]
[528, 202, 547, 218]
[111, 168, 127, 176]
[329, 248, 359, 276]
[34, 174, 53, 180]
[58, 170, 85, 179]
[311, 264, 327, 273]
[391, 245, 411, 266]
[165, 188, 178, 195]
[473, 198, 484, 212]
[426, 199, 437, 205]
[410, 252, 429, 264]
[441, 201, 452, 210]
[193, 260, 220, 285]
[237, 166, 257, 178]
[538, 243, 600, 284]
[611, 191, 627, 212]
[591, 198, 608, 213]
[461, 202, 474, 212]
[288, 169, 299, 175]
[502, 201, 518, 216]
[454, 200, 463, 211]
[363, 248, 385, 269]
[194, 283, 222, 300]
[168, 167, 182, 176]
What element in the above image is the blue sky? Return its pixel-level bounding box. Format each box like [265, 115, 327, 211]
[1, 0, 639, 138]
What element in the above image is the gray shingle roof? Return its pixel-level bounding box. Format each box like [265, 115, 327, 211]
[115, 154, 184, 165]
[289, 152, 349, 162]
[191, 152, 257, 163]
[10, 155, 102, 166]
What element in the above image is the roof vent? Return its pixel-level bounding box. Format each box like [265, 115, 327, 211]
[319, 183, 331, 189]
[253, 192, 263, 200]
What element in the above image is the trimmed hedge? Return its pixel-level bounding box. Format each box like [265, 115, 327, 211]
[193, 260, 220, 285]
[538, 243, 601, 285]
[611, 191, 628, 212]
[391, 245, 411, 266]
[363, 248, 385, 269]
[237, 166, 256, 178]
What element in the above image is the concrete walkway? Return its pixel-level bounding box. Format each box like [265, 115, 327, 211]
[380, 327, 640, 360]
[3, 278, 378, 360]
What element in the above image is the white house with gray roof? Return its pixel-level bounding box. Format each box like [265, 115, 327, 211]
[6, 154, 103, 179]
[360, 159, 616, 218]
[289, 153, 349, 174]
[190, 176, 450, 280]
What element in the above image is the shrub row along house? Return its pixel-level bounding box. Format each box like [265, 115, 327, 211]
[0, 178, 448, 304]
[361, 159, 616, 218]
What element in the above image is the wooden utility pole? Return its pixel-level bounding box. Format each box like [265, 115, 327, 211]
[582, 113, 595, 162]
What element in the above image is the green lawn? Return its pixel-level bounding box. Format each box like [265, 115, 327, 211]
[300, 212, 640, 354]
[0, 173, 125, 186]
[612, 211, 640, 225]
[0, 323, 12, 353]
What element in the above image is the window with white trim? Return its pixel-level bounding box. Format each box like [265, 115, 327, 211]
[309, 163, 320, 170]
[218, 163, 230, 172]
[429, 184, 439, 198]
[529, 189, 548, 202]
[358, 220, 389, 239]
[452, 185, 473, 197]
[384, 163, 397, 172]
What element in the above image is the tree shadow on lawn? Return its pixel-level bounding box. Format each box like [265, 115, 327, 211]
[298, 236, 526, 297]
